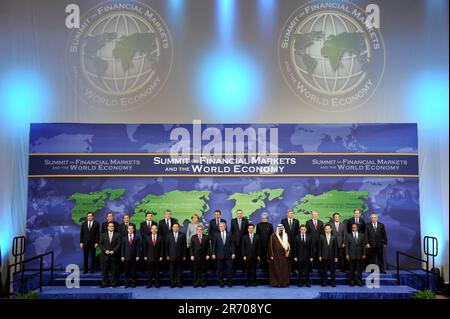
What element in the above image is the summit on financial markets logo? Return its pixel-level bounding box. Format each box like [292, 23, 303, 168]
[278, 0, 385, 111]
[67, 1, 173, 111]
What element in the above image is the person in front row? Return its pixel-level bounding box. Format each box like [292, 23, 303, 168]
[212, 222, 235, 287]
[189, 225, 210, 288]
[241, 223, 260, 287]
[79, 212, 100, 274]
[256, 213, 274, 275]
[268, 224, 290, 287]
[143, 224, 163, 288]
[166, 222, 186, 288]
[319, 224, 338, 287]
[121, 224, 140, 288]
[294, 224, 313, 287]
[99, 222, 121, 288]
[346, 223, 367, 286]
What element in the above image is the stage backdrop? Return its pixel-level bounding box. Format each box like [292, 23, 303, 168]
[26, 123, 420, 268]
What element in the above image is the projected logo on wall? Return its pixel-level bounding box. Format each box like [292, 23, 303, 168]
[67, 1, 173, 111]
[279, 1, 385, 111]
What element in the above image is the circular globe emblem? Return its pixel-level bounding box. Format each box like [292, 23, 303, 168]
[279, 0, 385, 111]
[67, 1, 173, 111]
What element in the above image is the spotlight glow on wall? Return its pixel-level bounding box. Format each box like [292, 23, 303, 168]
[0, 69, 50, 127]
[407, 70, 449, 132]
[195, 50, 264, 121]
[217, 0, 236, 47]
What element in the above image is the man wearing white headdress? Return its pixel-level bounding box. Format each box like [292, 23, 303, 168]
[268, 224, 290, 287]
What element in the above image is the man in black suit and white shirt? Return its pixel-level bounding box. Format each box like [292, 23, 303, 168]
[294, 225, 313, 287]
[189, 225, 210, 288]
[318, 224, 338, 287]
[166, 223, 186, 288]
[101, 212, 119, 234]
[99, 222, 121, 287]
[143, 224, 164, 288]
[158, 209, 178, 238]
[241, 224, 260, 287]
[231, 209, 249, 272]
[118, 214, 136, 238]
[209, 209, 226, 242]
[346, 209, 366, 234]
[281, 209, 300, 254]
[79, 212, 100, 273]
[121, 224, 140, 288]
[306, 211, 324, 271]
[329, 212, 347, 272]
[366, 213, 388, 273]
[212, 222, 235, 287]
[346, 223, 367, 286]
[139, 211, 157, 239]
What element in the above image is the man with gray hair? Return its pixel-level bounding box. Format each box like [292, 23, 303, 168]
[212, 222, 235, 287]
[366, 213, 387, 273]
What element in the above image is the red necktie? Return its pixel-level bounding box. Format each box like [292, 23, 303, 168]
[152, 235, 156, 246]
[129, 235, 132, 245]
[199, 235, 202, 243]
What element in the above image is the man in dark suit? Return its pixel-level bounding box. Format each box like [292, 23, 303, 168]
[281, 209, 300, 275]
[294, 225, 313, 287]
[346, 209, 366, 234]
[306, 211, 324, 271]
[212, 222, 235, 287]
[346, 223, 367, 286]
[101, 212, 119, 233]
[189, 224, 210, 288]
[121, 224, 140, 288]
[158, 210, 178, 238]
[143, 224, 164, 288]
[139, 211, 157, 239]
[241, 224, 260, 287]
[99, 222, 121, 287]
[329, 212, 347, 272]
[166, 223, 186, 288]
[231, 209, 248, 272]
[79, 212, 100, 273]
[366, 213, 387, 273]
[318, 224, 338, 287]
[118, 214, 136, 238]
[281, 209, 300, 253]
[209, 209, 226, 242]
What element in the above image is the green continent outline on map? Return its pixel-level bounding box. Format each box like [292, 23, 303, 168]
[69, 188, 126, 225]
[228, 188, 284, 219]
[293, 190, 369, 224]
[133, 190, 211, 225]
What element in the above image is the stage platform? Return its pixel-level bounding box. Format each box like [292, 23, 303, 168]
[37, 284, 417, 300]
[14, 269, 432, 299]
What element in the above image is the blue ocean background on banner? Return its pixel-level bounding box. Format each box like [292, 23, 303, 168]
[26, 123, 420, 268]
